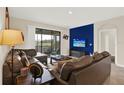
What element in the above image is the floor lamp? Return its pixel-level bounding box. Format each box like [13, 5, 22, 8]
[0, 29, 24, 84]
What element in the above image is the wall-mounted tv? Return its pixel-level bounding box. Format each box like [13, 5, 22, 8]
[73, 39, 86, 47]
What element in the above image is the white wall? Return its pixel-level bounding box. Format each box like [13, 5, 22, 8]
[94, 16, 124, 67]
[108, 31, 116, 56]
[0, 8, 10, 85]
[10, 17, 69, 55]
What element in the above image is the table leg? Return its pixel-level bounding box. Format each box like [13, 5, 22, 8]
[50, 57, 53, 65]
[46, 61, 48, 65]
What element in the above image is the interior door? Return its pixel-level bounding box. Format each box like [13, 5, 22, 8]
[99, 29, 116, 56]
[101, 32, 110, 52]
[99, 29, 117, 64]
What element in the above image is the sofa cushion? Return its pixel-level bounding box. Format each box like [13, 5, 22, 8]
[60, 62, 74, 81]
[73, 55, 93, 69]
[3, 63, 12, 84]
[60, 56, 93, 81]
[20, 51, 30, 67]
[6, 51, 23, 73]
[101, 51, 110, 58]
[15, 49, 37, 57]
[24, 49, 37, 57]
[78, 56, 86, 62]
[92, 53, 104, 62]
[58, 58, 79, 73]
[3, 62, 19, 84]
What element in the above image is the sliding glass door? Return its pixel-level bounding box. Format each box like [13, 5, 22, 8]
[35, 34, 42, 52]
[35, 28, 61, 55]
[42, 34, 52, 55]
[51, 31, 60, 55]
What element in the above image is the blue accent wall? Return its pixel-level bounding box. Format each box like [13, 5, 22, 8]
[70, 24, 94, 55]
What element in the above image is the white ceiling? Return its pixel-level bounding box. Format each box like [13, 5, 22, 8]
[9, 7, 124, 28]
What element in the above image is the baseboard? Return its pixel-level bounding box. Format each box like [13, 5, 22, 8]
[115, 63, 124, 68]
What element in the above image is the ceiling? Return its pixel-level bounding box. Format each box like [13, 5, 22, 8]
[9, 7, 124, 28]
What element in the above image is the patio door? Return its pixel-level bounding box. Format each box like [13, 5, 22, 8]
[35, 28, 61, 55]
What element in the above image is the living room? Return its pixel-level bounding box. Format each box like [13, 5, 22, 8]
[1, 7, 124, 85]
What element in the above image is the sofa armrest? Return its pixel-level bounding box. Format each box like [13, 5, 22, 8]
[49, 70, 68, 85]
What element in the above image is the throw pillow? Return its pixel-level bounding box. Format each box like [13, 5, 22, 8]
[20, 51, 30, 67]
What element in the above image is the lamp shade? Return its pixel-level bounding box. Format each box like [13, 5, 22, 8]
[0, 29, 24, 46]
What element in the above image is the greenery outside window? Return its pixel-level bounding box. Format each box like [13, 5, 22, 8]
[35, 28, 61, 55]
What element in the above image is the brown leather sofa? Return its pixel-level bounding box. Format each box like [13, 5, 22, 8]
[50, 51, 111, 85]
[3, 49, 37, 85]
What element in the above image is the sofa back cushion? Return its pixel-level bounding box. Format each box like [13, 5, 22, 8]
[57, 58, 79, 73]
[60, 56, 93, 81]
[3, 63, 12, 84]
[60, 62, 74, 81]
[5, 51, 23, 73]
[101, 51, 110, 58]
[15, 49, 37, 57]
[92, 53, 104, 62]
[74, 55, 93, 69]
[19, 51, 30, 67]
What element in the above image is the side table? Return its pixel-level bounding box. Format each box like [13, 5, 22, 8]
[16, 63, 54, 85]
[16, 73, 44, 85]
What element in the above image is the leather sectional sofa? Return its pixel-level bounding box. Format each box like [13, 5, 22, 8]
[50, 51, 111, 85]
[3, 49, 111, 85]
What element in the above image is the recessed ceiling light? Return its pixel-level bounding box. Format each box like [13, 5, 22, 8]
[68, 11, 72, 14]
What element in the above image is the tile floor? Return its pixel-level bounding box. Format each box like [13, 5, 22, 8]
[104, 63, 124, 85]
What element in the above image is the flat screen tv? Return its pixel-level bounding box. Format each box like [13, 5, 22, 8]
[73, 39, 86, 47]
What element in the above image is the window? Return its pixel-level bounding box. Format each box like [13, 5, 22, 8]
[35, 34, 42, 52]
[35, 28, 61, 55]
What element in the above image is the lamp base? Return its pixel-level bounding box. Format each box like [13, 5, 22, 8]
[11, 46, 14, 85]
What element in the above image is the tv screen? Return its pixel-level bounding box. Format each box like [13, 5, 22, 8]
[73, 39, 86, 47]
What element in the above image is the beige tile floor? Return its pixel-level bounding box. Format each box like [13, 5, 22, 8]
[104, 63, 124, 85]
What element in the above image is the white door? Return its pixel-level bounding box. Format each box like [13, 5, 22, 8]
[99, 29, 117, 64]
[101, 32, 110, 53]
